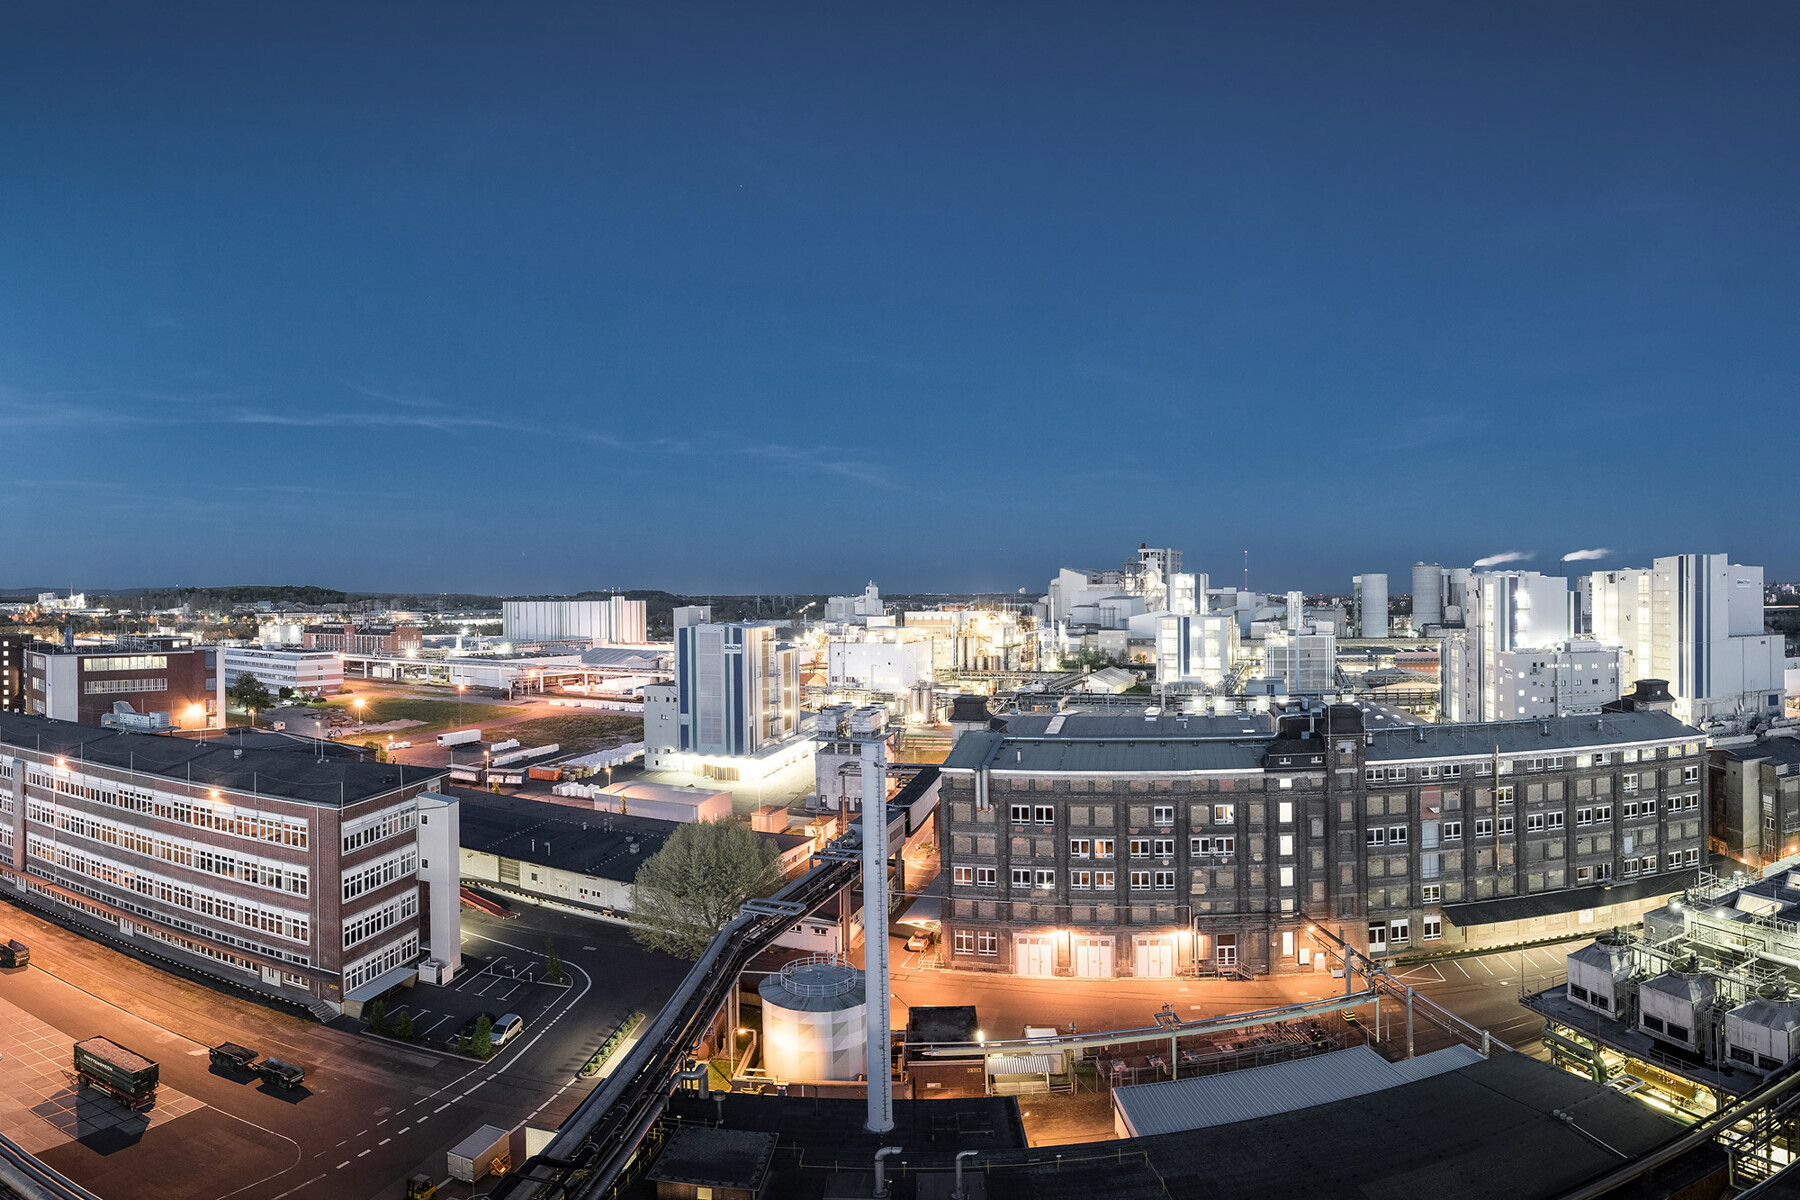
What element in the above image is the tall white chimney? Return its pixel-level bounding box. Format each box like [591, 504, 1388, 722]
[860, 737, 893, 1133]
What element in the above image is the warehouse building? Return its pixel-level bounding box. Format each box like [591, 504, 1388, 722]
[0, 714, 457, 1014]
[939, 705, 1709, 977]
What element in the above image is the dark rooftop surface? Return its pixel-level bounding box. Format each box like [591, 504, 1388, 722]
[0, 713, 444, 808]
[947, 710, 1702, 776]
[1003, 711, 1275, 738]
[451, 787, 807, 883]
[649, 1053, 1721, 1200]
[905, 1005, 979, 1046]
[1368, 710, 1701, 762]
[1716, 737, 1800, 770]
[1444, 872, 1689, 928]
[645, 1126, 777, 1189]
[942, 730, 1270, 774]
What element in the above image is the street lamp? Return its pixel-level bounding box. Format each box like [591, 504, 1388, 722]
[353, 696, 366, 730]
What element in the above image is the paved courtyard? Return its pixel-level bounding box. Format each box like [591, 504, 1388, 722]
[0, 994, 204, 1155]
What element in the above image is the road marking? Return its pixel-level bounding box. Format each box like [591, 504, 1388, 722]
[357, 1149, 372, 1158]
[269, 1174, 327, 1200]
[336, 1162, 351, 1171]
[336, 1140, 347, 1148]
[378, 1138, 391, 1146]
[398, 1127, 411, 1135]
[436, 1104, 452, 1113]
[1478, 958, 1496, 976]
[1453, 960, 1470, 978]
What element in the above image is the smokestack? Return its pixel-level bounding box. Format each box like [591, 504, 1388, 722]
[861, 737, 893, 1133]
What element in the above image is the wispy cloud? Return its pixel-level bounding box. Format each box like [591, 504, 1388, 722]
[1473, 550, 1535, 568]
[738, 441, 894, 488]
[220, 407, 518, 434]
[1561, 548, 1613, 562]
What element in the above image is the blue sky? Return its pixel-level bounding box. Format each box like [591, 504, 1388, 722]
[2, 2, 1795, 596]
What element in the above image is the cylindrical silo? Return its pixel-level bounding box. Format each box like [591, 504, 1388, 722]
[1353, 574, 1389, 639]
[758, 955, 868, 1082]
[1411, 563, 1443, 631]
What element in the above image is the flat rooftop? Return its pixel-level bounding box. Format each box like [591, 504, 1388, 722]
[0, 714, 445, 808]
[1367, 710, 1700, 762]
[1003, 711, 1275, 738]
[451, 787, 807, 883]
[657, 1052, 1719, 1200]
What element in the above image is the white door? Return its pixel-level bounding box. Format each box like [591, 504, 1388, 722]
[1073, 938, 1114, 978]
[1133, 937, 1175, 979]
[1015, 936, 1055, 977]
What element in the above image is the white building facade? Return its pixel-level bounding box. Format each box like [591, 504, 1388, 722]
[1648, 554, 1785, 726]
[502, 597, 647, 645]
[222, 647, 344, 696]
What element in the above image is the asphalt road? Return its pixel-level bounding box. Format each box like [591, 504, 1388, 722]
[0, 900, 688, 1200]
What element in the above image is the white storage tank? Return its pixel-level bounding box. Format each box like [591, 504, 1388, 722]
[1725, 985, 1800, 1074]
[758, 955, 868, 1082]
[1566, 932, 1636, 1019]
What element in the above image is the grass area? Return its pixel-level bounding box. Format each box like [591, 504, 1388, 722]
[490, 713, 643, 755]
[319, 694, 523, 736]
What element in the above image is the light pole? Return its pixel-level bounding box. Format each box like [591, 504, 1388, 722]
[353, 696, 366, 731]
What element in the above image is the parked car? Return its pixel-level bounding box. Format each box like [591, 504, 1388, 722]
[0, 939, 29, 968]
[491, 1013, 525, 1047]
[459, 1012, 499, 1042]
[904, 930, 936, 953]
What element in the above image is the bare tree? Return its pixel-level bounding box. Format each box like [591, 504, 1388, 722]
[630, 819, 784, 959]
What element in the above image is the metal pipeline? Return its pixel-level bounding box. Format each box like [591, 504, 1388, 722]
[952, 1149, 979, 1199]
[673, 1062, 709, 1100]
[872, 1146, 903, 1198]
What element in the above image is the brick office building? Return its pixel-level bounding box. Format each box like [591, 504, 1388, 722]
[303, 623, 423, 656]
[939, 706, 1709, 978]
[26, 639, 219, 728]
[0, 714, 460, 1013]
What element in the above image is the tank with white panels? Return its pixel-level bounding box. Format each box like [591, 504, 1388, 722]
[1724, 984, 1800, 1073]
[1411, 563, 1443, 630]
[1637, 956, 1715, 1052]
[1566, 931, 1638, 1019]
[758, 955, 869, 1082]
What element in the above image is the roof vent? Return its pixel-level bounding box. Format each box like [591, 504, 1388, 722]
[233, 748, 243, 759]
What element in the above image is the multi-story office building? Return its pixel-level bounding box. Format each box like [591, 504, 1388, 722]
[502, 597, 647, 645]
[303, 623, 423, 656]
[1647, 554, 1785, 726]
[938, 706, 1707, 978]
[1442, 571, 1573, 722]
[0, 714, 459, 1012]
[644, 613, 810, 782]
[1, 633, 28, 713]
[1708, 737, 1800, 869]
[1352, 574, 1388, 639]
[26, 640, 219, 729]
[222, 647, 344, 697]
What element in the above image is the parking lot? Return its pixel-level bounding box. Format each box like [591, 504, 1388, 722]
[0, 899, 690, 1199]
[380, 949, 575, 1047]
